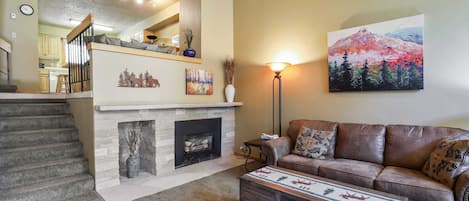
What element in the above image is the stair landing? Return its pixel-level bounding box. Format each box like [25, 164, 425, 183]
[0, 91, 92, 100]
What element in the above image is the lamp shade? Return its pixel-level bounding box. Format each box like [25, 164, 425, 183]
[267, 62, 291, 73]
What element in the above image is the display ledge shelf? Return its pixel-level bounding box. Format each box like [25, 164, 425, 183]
[88, 43, 202, 64]
[95, 102, 243, 111]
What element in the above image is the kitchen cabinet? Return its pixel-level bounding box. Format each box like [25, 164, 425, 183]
[38, 67, 69, 93]
[38, 68, 50, 93]
[38, 34, 61, 60]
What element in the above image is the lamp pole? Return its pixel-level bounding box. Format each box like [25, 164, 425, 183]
[273, 72, 282, 136]
[268, 62, 290, 137]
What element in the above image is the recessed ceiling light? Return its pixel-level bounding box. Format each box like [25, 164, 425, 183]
[136, 0, 144, 4]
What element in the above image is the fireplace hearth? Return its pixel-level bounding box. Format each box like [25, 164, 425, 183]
[175, 118, 221, 168]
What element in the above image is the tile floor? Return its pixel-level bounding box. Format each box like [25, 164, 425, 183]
[98, 154, 246, 201]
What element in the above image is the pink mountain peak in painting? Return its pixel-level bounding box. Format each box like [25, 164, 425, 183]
[328, 28, 423, 68]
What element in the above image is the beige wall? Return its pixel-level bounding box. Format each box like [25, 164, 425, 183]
[68, 98, 95, 175]
[180, 0, 201, 57]
[118, 2, 180, 42]
[234, 0, 469, 151]
[154, 22, 179, 46]
[0, 0, 39, 92]
[39, 24, 71, 37]
[93, 0, 233, 106]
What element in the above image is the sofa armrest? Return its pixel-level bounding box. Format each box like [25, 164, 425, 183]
[455, 169, 469, 201]
[261, 137, 291, 166]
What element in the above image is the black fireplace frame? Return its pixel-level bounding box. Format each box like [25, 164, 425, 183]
[175, 118, 221, 168]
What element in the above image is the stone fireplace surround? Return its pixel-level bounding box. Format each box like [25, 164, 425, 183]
[93, 103, 241, 190]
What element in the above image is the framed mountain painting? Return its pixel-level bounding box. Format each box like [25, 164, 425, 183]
[328, 15, 424, 92]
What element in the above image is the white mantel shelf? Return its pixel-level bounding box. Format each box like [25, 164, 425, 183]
[95, 102, 243, 111]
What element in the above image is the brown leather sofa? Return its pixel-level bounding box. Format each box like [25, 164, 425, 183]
[262, 120, 469, 201]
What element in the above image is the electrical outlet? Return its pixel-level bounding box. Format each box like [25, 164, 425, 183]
[10, 12, 16, 19]
[11, 32, 16, 39]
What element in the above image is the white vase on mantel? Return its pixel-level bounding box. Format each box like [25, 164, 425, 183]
[225, 84, 235, 103]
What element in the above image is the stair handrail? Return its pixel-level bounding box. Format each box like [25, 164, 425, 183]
[66, 13, 94, 93]
[0, 38, 11, 53]
[0, 38, 12, 84]
[67, 13, 94, 43]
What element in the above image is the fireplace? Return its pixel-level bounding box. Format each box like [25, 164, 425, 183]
[175, 118, 221, 168]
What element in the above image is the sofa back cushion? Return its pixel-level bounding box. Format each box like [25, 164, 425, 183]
[384, 125, 469, 170]
[335, 123, 386, 164]
[287, 120, 338, 159]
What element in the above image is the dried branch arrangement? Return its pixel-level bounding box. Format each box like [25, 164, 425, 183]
[184, 29, 193, 49]
[224, 58, 235, 85]
[126, 124, 141, 156]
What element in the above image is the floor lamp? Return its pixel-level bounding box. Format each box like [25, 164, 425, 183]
[267, 62, 291, 137]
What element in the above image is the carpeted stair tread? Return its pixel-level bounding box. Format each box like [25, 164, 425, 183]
[0, 142, 83, 168]
[0, 103, 69, 117]
[0, 157, 86, 172]
[0, 114, 71, 120]
[0, 99, 66, 104]
[0, 127, 77, 135]
[0, 142, 81, 153]
[0, 84, 17, 93]
[0, 115, 75, 132]
[0, 174, 94, 201]
[0, 158, 88, 190]
[64, 191, 105, 201]
[0, 128, 78, 149]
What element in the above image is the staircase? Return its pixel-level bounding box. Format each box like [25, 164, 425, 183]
[0, 99, 104, 201]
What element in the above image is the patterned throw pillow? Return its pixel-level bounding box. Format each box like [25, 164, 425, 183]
[422, 138, 469, 188]
[293, 126, 335, 159]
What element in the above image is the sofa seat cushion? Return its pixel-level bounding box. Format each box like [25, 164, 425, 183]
[318, 159, 383, 188]
[277, 154, 336, 175]
[375, 166, 454, 201]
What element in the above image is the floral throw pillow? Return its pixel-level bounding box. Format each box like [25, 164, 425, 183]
[422, 138, 469, 188]
[293, 126, 335, 159]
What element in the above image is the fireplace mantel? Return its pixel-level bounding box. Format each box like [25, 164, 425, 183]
[95, 102, 243, 111]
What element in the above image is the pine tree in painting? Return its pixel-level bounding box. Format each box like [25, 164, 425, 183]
[351, 71, 362, 90]
[408, 62, 422, 89]
[329, 61, 340, 89]
[379, 59, 393, 89]
[396, 64, 404, 88]
[361, 60, 370, 90]
[339, 51, 353, 90]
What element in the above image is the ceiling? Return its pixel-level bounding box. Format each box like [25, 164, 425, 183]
[38, 0, 178, 33]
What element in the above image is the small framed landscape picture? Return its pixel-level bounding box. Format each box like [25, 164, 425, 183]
[186, 68, 213, 95]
